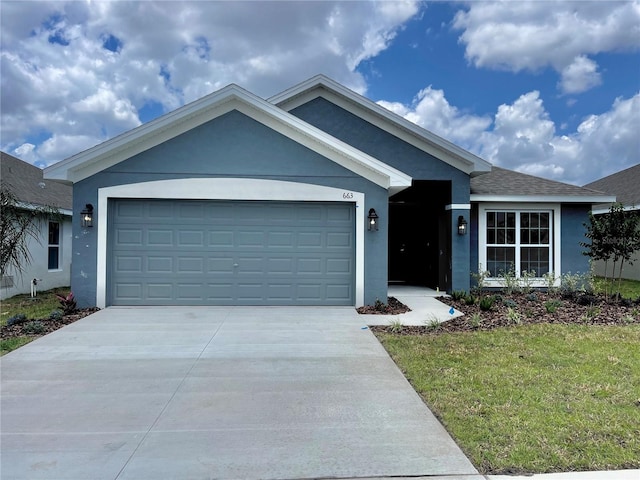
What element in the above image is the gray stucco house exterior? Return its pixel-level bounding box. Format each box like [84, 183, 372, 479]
[44, 75, 614, 309]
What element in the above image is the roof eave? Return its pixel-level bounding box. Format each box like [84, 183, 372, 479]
[43, 81, 411, 192]
[470, 194, 617, 204]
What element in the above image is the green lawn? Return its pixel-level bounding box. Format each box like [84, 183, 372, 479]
[595, 277, 640, 300]
[375, 323, 640, 474]
[1, 287, 70, 323]
[1, 287, 70, 355]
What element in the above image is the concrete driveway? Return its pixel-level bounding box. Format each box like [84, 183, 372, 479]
[1, 306, 480, 480]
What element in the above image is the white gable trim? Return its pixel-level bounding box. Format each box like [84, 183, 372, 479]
[44, 84, 411, 194]
[96, 178, 366, 308]
[270, 75, 492, 177]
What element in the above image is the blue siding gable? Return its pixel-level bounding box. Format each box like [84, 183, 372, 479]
[290, 97, 471, 204]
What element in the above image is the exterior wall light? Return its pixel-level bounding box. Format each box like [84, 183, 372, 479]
[81, 204, 94, 228]
[368, 208, 379, 231]
[457, 215, 467, 235]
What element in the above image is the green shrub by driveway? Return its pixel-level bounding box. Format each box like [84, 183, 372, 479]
[375, 323, 640, 474]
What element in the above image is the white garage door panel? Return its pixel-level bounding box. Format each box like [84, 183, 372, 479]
[109, 199, 355, 306]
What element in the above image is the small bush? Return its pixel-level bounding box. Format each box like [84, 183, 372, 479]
[465, 295, 476, 305]
[577, 293, 599, 306]
[526, 292, 538, 302]
[504, 299, 517, 309]
[499, 267, 519, 295]
[49, 309, 63, 320]
[23, 321, 45, 335]
[425, 316, 441, 331]
[55, 292, 77, 315]
[469, 312, 482, 328]
[451, 290, 468, 301]
[506, 307, 521, 324]
[6, 314, 27, 326]
[543, 271, 558, 293]
[545, 300, 562, 313]
[471, 266, 490, 295]
[582, 306, 601, 322]
[389, 318, 403, 334]
[479, 296, 495, 311]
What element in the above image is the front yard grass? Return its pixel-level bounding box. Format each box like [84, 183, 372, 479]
[595, 277, 640, 300]
[1, 287, 70, 355]
[375, 323, 640, 474]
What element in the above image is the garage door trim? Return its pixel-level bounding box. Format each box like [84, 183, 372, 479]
[97, 178, 365, 308]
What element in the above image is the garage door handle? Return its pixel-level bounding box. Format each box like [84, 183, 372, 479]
[233, 263, 239, 267]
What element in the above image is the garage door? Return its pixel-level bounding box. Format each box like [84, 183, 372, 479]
[109, 199, 355, 306]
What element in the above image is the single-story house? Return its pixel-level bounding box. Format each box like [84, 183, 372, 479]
[584, 164, 640, 281]
[1, 151, 73, 299]
[44, 75, 615, 309]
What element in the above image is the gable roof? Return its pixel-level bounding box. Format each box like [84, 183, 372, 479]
[583, 164, 640, 209]
[44, 83, 412, 195]
[470, 166, 616, 204]
[269, 74, 492, 177]
[1, 151, 72, 212]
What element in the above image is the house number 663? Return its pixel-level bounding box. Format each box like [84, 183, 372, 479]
[342, 192, 354, 199]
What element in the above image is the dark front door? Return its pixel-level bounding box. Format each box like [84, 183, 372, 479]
[388, 202, 438, 287]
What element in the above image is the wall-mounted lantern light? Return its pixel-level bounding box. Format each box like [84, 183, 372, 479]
[81, 204, 94, 228]
[368, 208, 379, 231]
[457, 215, 467, 236]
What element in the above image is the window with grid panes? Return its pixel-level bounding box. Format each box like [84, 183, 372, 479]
[485, 210, 551, 277]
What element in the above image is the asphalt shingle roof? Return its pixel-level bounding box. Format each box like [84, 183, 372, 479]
[0, 152, 72, 210]
[583, 164, 640, 208]
[471, 166, 609, 198]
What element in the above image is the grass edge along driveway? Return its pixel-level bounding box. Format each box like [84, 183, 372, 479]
[375, 323, 640, 475]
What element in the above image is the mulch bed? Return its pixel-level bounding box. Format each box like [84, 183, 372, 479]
[356, 296, 412, 315]
[3, 291, 639, 340]
[366, 291, 640, 335]
[1, 308, 100, 339]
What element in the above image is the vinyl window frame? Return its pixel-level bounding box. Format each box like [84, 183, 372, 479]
[478, 203, 561, 287]
[47, 221, 61, 271]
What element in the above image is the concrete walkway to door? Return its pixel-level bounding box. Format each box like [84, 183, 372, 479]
[1, 306, 481, 480]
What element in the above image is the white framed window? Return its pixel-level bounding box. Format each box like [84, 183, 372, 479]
[48, 221, 60, 270]
[478, 203, 561, 285]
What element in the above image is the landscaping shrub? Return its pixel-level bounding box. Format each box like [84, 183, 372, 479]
[479, 296, 495, 311]
[55, 292, 77, 315]
[23, 321, 45, 335]
[6, 314, 27, 326]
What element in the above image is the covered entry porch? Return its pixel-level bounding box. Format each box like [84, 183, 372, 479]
[388, 180, 461, 292]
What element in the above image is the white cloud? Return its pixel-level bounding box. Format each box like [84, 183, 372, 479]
[378, 86, 492, 149]
[0, 0, 421, 164]
[453, 1, 640, 93]
[559, 55, 602, 94]
[377, 86, 640, 186]
[478, 90, 640, 185]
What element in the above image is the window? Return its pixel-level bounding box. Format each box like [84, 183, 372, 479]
[48, 222, 60, 270]
[480, 206, 557, 280]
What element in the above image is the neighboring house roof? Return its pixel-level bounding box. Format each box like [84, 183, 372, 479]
[470, 166, 615, 204]
[0, 151, 72, 212]
[44, 83, 412, 195]
[269, 74, 492, 177]
[583, 164, 640, 210]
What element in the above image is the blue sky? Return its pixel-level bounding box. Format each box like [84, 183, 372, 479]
[1, 1, 638, 186]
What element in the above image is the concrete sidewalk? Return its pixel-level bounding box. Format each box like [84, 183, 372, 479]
[361, 284, 463, 325]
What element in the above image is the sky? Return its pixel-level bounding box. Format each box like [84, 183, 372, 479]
[1, 1, 639, 187]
